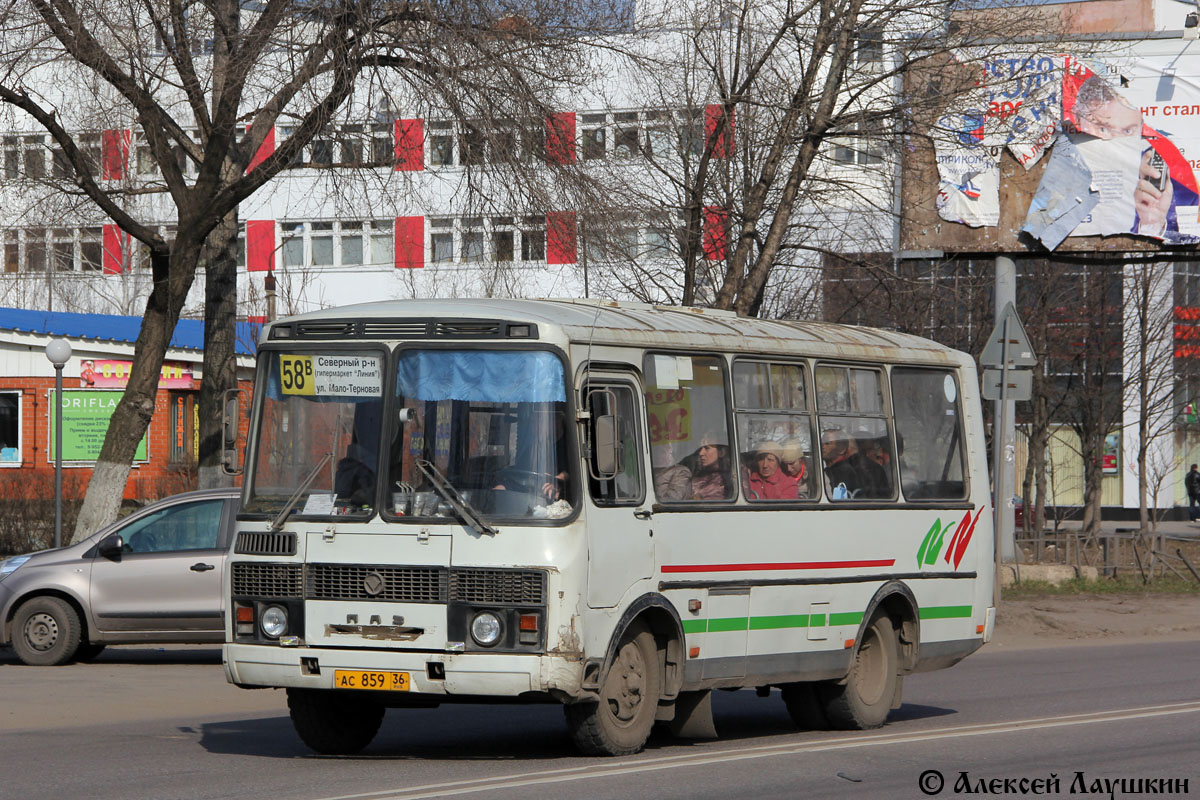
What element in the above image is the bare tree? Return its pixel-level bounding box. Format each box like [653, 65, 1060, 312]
[0, 0, 603, 540]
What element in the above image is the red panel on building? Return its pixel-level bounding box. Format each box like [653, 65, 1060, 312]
[546, 113, 577, 164]
[394, 119, 425, 171]
[547, 211, 577, 264]
[101, 130, 131, 180]
[705, 105, 734, 159]
[102, 225, 127, 275]
[246, 220, 275, 272]
[703, 206, 728, 261]
[246, 125, 275, 174]
[394, 216, 425, 269]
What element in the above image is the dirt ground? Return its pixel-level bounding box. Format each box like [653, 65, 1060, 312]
[992, 592, 1200, 650]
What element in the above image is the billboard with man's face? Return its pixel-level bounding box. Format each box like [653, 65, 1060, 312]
[905, 41, 1200, 252]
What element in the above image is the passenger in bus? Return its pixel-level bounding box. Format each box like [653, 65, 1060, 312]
[849, 433, 891, 498]
[820, 427, 862, 499]
[779, 437, 810, 498]
[686, 432, 732, 500]
[744, 440, 800, 500]
[651, 442, 693, 501]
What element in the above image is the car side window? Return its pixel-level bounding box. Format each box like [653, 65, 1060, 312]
[119, 499, 224, 553]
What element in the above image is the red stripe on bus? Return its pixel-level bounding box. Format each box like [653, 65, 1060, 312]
[661, 560, 896, 574]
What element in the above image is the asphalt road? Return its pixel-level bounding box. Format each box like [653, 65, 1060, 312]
[1, 640, 1197, 800]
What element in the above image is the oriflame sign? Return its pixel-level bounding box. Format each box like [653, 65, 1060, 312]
[79, 359, 194, 389]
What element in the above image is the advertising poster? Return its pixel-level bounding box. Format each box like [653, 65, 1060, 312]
[934, 45, 1200, 248]
[79, 359, 195, 390]
[49, 390, 148, 462]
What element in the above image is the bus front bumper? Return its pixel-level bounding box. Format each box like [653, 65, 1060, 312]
[223, 643, 585, 699]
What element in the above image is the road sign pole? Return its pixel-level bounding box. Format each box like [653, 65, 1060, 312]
[993, 257, 1018, 609]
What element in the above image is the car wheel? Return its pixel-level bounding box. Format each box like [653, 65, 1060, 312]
[818, 613, 899, 730]
[565, 621, 660, 756]
[287, 689, 384, 755]
[12, 597, 82, 666]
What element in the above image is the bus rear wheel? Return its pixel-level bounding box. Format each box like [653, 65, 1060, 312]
[287, 688, 385, 755]
[819, 613, 899, 730]
[565, 622, 660, 756]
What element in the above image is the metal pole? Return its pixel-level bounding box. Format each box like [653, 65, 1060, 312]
[994, 257, 1017, 563]
[54, 363, 63, 548]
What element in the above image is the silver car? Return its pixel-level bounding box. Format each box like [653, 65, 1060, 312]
[0, 488, 239, 666]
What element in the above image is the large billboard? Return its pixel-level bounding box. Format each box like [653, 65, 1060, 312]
[902, 41, 1200, 253]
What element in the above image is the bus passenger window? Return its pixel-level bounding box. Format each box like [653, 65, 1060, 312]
[816, 366, 895, 501]
[732, 359, 815, 502]
[890, 368, 966, 500]
[644, 354, 734, 502]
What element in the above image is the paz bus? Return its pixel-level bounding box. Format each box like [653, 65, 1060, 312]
[223, 298, 994, 756]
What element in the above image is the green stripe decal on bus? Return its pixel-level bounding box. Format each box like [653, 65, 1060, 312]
[682, 619, 708, 634]
[828, 612, 865, 626]
[708, 617, 750, 632]
[748, 614, 809, 630]
[919, 605, 973, 619]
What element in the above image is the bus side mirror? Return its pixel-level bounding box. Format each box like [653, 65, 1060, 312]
[594, 415, 619, 477]
[221, 388, 242, 476]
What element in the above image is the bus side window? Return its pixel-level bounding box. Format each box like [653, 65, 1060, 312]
[890, 368, 966, 500]
[587, 385, 644, 505]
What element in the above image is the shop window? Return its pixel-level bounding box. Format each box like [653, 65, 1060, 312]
[0, 391, 21, 465]
[169, 392, 197, 466]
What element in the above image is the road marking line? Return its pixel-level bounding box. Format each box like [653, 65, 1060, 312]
[310, 700, 1200, 800]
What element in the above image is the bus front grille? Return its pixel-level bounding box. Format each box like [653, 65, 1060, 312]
[234, 531, 297, 556]
[306, 564, 448, 603]
[449, 568, 546, 604]
[232, 563, 303, 598]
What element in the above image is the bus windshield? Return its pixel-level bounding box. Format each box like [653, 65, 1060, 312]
[389, 349, 574, 522]
[244, 350, 386, 519]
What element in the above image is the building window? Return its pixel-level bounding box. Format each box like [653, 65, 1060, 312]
[81, 228, 102, 271]
[429, 121, 454, 166]
[338, 125, 363, 165]
[25, 229, 46, 272]
[492, 229, 515, 262]
[459, 125, 486, 166]
[3, 137, 17, 179]
[520, 219, 545, 261]
[0, 391, 20, 464]
[52, 229, 74, 271]
[613, 112, 640, 159]
[521, 120, 545, 163]
[370, 123, 392, 166]
[310, 135, 334, 166]
[24, 136, 45, 179]
[856, 27, 883, 68]
[368, 220, 393, 266]
[581, 113, 606, 161]
[430, 218, 454, 263]
[282, 222, 305, 267]
[340, 221, 363, 266]
[832, 132, 883, 165]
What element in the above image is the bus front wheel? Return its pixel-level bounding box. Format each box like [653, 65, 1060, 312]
[287, 688, 385, 755]
[819, 613, 899, 730]
[565, 621, 660, 756]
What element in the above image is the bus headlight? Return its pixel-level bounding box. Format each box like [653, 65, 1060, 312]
[261, 605, 288, 639]
[470, 611, 502, 647]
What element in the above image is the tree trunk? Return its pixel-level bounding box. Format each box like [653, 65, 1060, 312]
[197, 210, 240, 489]
[71, 244, 200, 541]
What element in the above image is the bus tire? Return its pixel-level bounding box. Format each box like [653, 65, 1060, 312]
[819, 613, 899, 730]
[287, 688, 384, 755]
[565, 621, 660, 756]
[12, 596, 82, 666]
[780, 682, 829, 730]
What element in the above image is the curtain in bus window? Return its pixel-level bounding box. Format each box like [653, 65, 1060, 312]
[397, 350, 565, 403]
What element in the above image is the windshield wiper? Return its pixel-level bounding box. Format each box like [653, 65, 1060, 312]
[269, 452, 333, 532]
[416, 459, 498, 536]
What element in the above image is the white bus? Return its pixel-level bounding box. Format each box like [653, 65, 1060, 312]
[223, 299, 994, 756]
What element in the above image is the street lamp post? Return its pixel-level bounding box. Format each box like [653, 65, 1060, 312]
[44, 339, 72, 549]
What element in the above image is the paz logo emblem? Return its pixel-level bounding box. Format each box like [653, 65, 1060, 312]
[363, 571, 386, 597]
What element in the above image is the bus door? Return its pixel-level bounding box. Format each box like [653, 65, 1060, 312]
[582, 378, 653, 608]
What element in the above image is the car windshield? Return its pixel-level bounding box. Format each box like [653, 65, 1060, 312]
[389, 349, 575, 522]
[244, 350, 385, 519]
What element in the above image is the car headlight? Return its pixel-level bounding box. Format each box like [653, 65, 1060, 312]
[261, 605, 288, 639]
[0, 555, 31, 583]
[470, 611, 502, 647]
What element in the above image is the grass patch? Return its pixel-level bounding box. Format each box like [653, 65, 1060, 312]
[1003, 575, 1200, 598]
